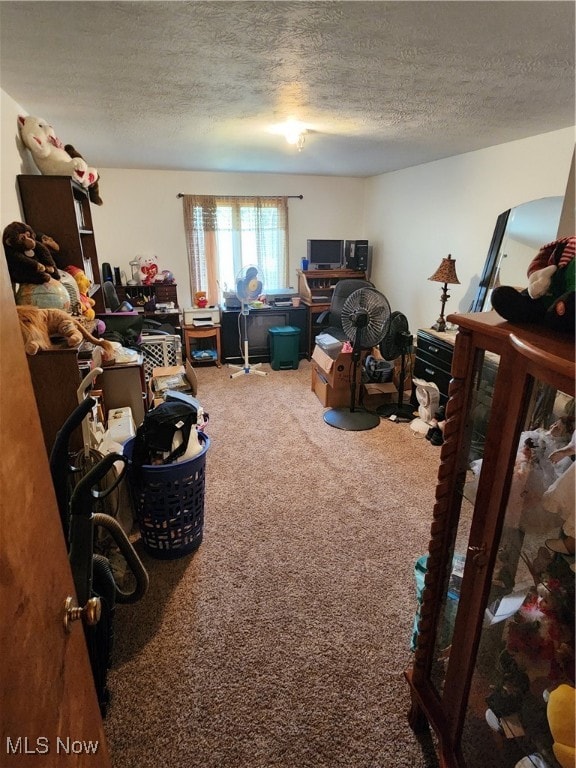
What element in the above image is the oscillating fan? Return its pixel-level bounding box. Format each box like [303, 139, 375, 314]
[229, 265, 267, 379]
[324, 287, 391, 431]
[377, 311, 415, 421]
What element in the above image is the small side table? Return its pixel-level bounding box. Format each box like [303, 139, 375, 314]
[183, 325, 221, 367]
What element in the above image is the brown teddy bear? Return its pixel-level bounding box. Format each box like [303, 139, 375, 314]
[2, 221, 61, 284]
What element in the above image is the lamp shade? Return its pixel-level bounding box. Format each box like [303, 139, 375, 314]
[428, 254, 460, 284]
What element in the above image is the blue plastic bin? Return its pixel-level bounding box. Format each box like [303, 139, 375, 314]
[124, 431, 210, 559]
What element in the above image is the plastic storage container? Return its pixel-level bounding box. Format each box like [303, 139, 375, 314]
[124, 431, 209, 559]
[268, 326, 300, 370]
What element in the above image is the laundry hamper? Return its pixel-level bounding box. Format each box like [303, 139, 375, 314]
[124, 432, 210, 559]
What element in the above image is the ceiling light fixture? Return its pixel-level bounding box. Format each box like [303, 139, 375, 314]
[271, 120, 307, 152]
[284, 123, 306, 151]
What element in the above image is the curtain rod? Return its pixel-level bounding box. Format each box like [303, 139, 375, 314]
[177, 193, 303, 199]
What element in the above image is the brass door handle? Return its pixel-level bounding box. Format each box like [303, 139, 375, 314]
[63, 596, 101, 633]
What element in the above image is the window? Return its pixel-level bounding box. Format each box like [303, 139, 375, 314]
[182, 195, 289, 305]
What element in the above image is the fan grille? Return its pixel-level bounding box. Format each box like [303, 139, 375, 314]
[341, 288, 391, 349]
[235, 265, 264, 302]
[380, 311, 411, 360]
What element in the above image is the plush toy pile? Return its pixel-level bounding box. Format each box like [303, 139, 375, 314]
[491, 236, 575, 333]
[18, 115, 102, 205]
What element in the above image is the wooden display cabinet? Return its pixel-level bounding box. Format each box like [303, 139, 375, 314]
[297, 269, 367, 357]
[17, 175, 105, 313]
[406, 311, 575, 768]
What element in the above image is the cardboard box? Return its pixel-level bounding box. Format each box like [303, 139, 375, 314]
[311, 366, 361, 408]
[311, 344, 365, 389]
[363, 382, 398, 409]
[150, 358, 198, 403]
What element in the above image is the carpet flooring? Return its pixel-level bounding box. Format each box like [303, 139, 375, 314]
[104, 360, 443, 767]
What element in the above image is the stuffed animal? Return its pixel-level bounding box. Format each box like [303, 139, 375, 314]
[64, 144, 103, 205]
[491, 236, 575, 333]
[139, 255, 159, 285]
[65, 265, 96, 320]
[16, 305, 115, 359]
[18, 116, 100, 198]
[35, 231, 63, 269]
[58, 269, 83, 315]
[2, 221, 60, 284]
[194, 291, 208, 308]
[547, 684, 575, 768]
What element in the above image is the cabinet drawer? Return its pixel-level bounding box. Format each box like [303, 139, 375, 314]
[413, 356, 452, 400]
[416, 347, 452, 377]
[417, 331, 454, 369]
[154, 284, 178, 304]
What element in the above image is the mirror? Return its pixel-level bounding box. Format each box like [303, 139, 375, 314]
[471, 196, 564, 312]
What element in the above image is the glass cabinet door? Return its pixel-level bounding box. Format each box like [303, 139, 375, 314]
[461, 378, 575, 768]
[429, 348, 501, 695]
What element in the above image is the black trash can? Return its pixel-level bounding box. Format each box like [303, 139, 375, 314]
[124, 432, 210, 559]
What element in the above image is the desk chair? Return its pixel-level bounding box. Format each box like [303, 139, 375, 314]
[102, 280, 134, 312]
[318, 278, 374, 341]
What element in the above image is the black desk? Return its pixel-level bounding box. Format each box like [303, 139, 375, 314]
[221, 305, 307, 363]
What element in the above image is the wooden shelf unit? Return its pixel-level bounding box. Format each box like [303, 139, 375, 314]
[17, 175, 105, 313]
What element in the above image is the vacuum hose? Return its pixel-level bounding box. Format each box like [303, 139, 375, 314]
[93, 513, 149, 604]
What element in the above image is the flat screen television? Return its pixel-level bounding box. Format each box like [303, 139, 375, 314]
[307, 239, 344, 269]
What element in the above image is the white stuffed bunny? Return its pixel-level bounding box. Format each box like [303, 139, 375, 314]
[18, 115, 99, 193]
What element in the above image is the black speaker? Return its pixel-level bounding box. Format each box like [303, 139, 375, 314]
[113, 267, 122, 285]
[101, 262, 113, 282]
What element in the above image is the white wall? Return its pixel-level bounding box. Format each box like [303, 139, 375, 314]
[1, 90, 37, 223]
[2, 86, 573, 329]
[365, 128, 575, 331]
[90, 170, 366, 308]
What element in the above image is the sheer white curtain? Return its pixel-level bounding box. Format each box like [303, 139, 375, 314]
[182, 195, 288, 304]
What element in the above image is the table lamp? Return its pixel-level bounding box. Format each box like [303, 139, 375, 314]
[428, 254, 460, 332]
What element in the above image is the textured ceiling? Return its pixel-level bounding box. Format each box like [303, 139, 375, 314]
[0, 1, 574, 177]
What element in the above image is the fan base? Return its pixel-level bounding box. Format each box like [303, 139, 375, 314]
[229, 362, 267, 378]
[377, 403, 415, 421]
[323, 408, 380, 431]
